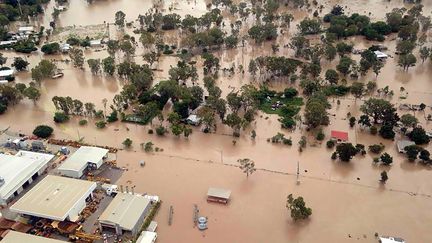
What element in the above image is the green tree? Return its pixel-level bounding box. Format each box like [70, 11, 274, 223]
[69, 48, 85, 68]
[297, 17, 321, 34]
[335, 143, 357, 162]
[12, 57, 29, 71]
[379, 124, 395, 140]
[304, 100, 328, 128]
[102, 57, 116, 75]
[419, 149, 430, 163]
[122, 138, 133, 148]
[237, 158, 256, 178]
[33, 125, 53, 138]
[41, 42, 60, 54]
[87, 59, 101, 75]
[398, 53, 417, 71]
[53, 111, 70, 123]
[400, 114, 418, 128]
[336, 56, 354, 76]
[325, 69, 339, 85]
[405, 145, 421, 162]
[115, 11, 126, 27]
[419, 46, 430, 63]
[380, 171, 388, 183]
[350, 82, 364, 100]
[380, 152, 393, 165]
[360, 98, 396, 124]
[23, 86, 41, 103]
[408, 127, 430, 145]
[286, 194, 312, 221]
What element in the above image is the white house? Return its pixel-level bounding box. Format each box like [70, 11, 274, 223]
[374, 51, 388, 60]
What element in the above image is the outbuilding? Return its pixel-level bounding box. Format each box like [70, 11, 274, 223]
[98, 192, 152, 236]
[90, 39, 102, 47]
[0, 151, 54, 206]
[136, 231, 157, 243]
[10, 175, 96, 222]
[207, 187, 231, 204]
[58, 146, 108, 178]
[374, 51, 388, 60]
[396, 140, 415, 153]
[331, 130, 349, 142]
[0, 69, 15, 81]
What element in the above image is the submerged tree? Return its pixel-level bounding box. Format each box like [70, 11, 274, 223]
[286, 194, 312, 221]
[237, 158, 256, 178]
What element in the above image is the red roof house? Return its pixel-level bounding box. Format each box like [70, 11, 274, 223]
[331, 130, 348, 141]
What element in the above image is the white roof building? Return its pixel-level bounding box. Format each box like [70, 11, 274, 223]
[99, 193, 152, 236]
[0, 69, 15, 79]
[90, 39, 102, 47]
[0, 151, 54, 206]
[10, 175, 96, 222]
[58, 146, 108, 178]
[18, 26, 35, 33]
[396, 140, 415, 153]
[1, 231, 66, 243]
[374, 51, 388, 59]
[137, 231, 157, 243]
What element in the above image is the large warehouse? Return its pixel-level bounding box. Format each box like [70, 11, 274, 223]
[0, 151, 54, 206]
[10, 175, 96, 222]
[1, 231, 65, 243]
[98, 193, 152, 236]
[58, 146, 108, 178]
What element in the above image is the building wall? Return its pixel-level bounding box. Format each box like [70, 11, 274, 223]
[59, 168, 83, 179]
[66, 193, 91, 221]
[131, 203, 152, 236]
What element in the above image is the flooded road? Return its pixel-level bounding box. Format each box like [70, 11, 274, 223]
[1, 0, 432, 242]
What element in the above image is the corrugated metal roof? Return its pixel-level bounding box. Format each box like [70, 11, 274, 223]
[0, 151, 54, 201]
[207, 187, 231, 199]
[1, 230, 65, 242]
[99, 193, 151, 231]
[58, 146, 108, 173]
[10, 175, 96, 221]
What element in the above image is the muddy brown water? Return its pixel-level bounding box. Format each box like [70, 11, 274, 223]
[1, 0, 432, 242]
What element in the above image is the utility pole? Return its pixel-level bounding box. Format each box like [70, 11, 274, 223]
[296, 161, 300, 185]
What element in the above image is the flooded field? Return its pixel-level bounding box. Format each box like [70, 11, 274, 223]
[1, 0, 432, 242]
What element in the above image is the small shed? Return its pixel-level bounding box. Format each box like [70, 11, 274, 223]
[207, 187, 231, 204]
[396, 140, 415, 153]
[90, 39, 102, 47]
[136, 231, 157, 243]
[374, 51, 388, 60]
[0, 69, 14, 80]
[187, 114, 201, 126]
[331, 130, 349, 142]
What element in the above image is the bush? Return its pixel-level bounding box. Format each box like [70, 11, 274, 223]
[106, 110, 118, 123]
[349, 117, 356, 127]
[326, 140, 335, 148]
[33, 125, 53, 138]
[122, 138, 133, 148]
[370, 125, 378, 135]
[369, 144, 385, 154]
[284, 87, 298, 98]
[379, 124, 395, 140]
[148, 129, 154, 134]
[331, 152, 337, 160]
[79, 119, 88, 126]
[53, 112, 69, 123]
[156, 126, 167, 136]
[380, 152, 393, 165]
[41, 42, 60, 54]
[408, 127, 430, 145]
[95, 121, 106, 129]
[282, 138, 292, 145]
[0, 103, 7, 114]
[316, 130, 325, 141]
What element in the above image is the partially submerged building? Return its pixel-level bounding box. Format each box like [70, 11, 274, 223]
[98, 193, 152, 236]
[10, 175, 96, 222]
[396, 140, 415, 153]
[136, 231, 157, 243]
[330, 130, 349, 142]
[58, 146, 108, 178]
[0, 151, 54, 206]
[0, 69, 15, 81]
[1, 230, 65, 243]
[207, 187, 231, 204]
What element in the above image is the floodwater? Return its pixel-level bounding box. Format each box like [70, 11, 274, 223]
[1, 0, 432, 242]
